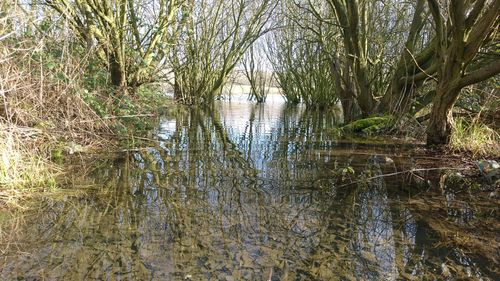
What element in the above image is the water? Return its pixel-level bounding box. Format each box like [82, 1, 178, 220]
[1, 101, 498, 280]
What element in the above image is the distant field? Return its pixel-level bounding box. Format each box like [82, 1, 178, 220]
[160, 71, 284, 102]
[223, 83, 281, 96]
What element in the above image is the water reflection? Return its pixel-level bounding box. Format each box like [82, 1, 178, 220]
[351, 166, 398, 281]
[1, 102, 498, 280]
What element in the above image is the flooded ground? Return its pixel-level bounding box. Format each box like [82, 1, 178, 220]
[1, 100, 498, 280]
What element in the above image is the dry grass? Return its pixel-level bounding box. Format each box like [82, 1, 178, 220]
[1, 4, 112, 142]
[0, 42, 112, 145]
[0, 6, 114, 206]
[0, 125, 59, 208]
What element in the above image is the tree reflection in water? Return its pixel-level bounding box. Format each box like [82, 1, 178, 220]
[1, 102, 497, 280]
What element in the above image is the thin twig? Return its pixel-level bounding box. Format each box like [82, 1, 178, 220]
[103, 114, 156, 119]
[337, 167, 469, 188]
[404, 46, 437, 82]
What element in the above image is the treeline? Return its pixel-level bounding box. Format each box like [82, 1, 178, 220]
[2, 0, 500, 147]
[268, 0, 499, 145]
[40, 0, 277, 101]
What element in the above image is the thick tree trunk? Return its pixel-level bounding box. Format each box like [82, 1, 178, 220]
[109, 54, 126, 89]
[355, 64, 375, 116]
[426, 87, 460, 145]
[426, 107, 453, 145]
[425, 0, 500, 146]
[339, 89, 362, 123]
[330, 58, 362, 122]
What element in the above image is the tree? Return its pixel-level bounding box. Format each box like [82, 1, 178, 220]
[426, 0, 500, 145]
[265, 1, 340, 108]
[325, 0, 376, 118]
[170, 0, 276, 105]
[242, 43, 272, 103]
[45, 0, 182, 92]
[378, 0, 436, 115]
[280, 0, 434, 120]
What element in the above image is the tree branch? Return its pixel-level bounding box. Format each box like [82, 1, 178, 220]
[457, 59, 500, 89]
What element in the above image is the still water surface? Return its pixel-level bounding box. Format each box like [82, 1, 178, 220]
[1, 101, 498, 280]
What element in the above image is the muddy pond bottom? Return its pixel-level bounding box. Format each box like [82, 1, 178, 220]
[1, 101, 498, 280]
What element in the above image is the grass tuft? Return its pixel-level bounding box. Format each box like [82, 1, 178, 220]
[0, 127, 58, 188]
[450, 118, 500, 158]
[0, 125, 60, 209]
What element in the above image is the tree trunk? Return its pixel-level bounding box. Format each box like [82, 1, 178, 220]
[378, 0, 429, 115]
[174, 77, 183, 102]
[339, 88, 362, 123]
[109, 54, 126, 89]
[355, 64, 375, 116]
[425, 0, 500, 146]
[426, 87, 460, 145]
[330, 58, 362, 122]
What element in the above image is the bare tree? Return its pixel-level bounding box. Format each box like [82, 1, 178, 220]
[169, 0, 277, 105]
[426, 0, 500, 145]
[266, 0, 340, 107]
[242, 42, 272, 103]
[378, 0, 436, 115]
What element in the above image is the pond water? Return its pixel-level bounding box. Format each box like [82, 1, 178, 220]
[1, 101, 498, 280]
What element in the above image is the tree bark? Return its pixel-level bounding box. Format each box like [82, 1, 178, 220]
[425, 0, 500, 146]
[329, 0, 375, 117]
[174, 77, 183, 103]
[426, 87, 460, 145]
[109, 55, 126, 89]
[330, 57, 362, 122]
[339, 89, 362, 123]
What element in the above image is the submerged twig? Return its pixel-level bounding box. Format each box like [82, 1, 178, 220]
[336, 167, 469, 188]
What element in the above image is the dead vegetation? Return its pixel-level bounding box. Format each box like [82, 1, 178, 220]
[0, 7, 114, 206]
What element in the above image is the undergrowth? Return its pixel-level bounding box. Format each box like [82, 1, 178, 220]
[0, 6, 170, 207]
